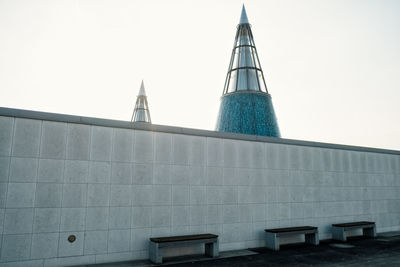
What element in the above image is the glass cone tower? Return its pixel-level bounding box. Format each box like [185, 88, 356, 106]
[216, 5, 280, 137]
[131, 80, 152, 123]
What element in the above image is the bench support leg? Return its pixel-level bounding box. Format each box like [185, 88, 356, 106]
[363, 226, 376, 238]
[265, 232, 280, 251]
[205, 240, 219, 257]
[305, 232, 319, 246]
[149, 242, 162, 264]
[332, 226, 346, 241]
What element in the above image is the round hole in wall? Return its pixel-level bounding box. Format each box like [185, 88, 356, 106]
[68, 235, 76, 243]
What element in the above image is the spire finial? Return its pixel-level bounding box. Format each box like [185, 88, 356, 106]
[239, 4, 249, 25]
[138, 80, 146, 96]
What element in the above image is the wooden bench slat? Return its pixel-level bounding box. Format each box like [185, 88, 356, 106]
[265, 226, 317, 233]
[332, 221, 375, 228]
[150, 233, 218, 243]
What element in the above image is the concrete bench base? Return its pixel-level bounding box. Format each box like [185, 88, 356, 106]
[149, 234, 219, 264]
[265, 226, 319, 251]
[332, 221, 376, 242]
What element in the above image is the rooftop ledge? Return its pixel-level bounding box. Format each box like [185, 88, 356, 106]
[1, 106, 399, 155]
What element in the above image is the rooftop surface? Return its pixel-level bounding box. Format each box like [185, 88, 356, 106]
[80, 231, 400, 266]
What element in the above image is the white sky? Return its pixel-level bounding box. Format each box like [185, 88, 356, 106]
[1, 0, 399, 150]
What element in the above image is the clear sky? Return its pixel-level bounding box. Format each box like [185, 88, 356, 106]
[1, 0, 399, 150]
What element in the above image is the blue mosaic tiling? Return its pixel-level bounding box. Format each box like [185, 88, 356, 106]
[216, 91, 281, 137]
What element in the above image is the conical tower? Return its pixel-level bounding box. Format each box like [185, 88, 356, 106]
[131, 80, 152, 123]
[215, 5, 280, 137]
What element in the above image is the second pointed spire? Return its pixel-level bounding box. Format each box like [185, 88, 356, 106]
[131, 80, 152, 123]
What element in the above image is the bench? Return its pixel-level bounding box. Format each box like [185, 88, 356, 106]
[332, 221, 376, 241]
[149, 233, 219, 264]
[265, 226, 319, 251]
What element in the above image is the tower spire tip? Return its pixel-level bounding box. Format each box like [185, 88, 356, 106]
[138, 80, 146, 96]
[239, 4, 249, 25]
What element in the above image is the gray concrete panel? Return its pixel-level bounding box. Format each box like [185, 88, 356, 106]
[64, 160, 88, 183]
[132, 163, 153, 185]
[222, 186, 238, 204]
[110, 184, 131, 206]
[9, 157, 38, 182]
[223, 168, 240, 186]
[131, 207, 151, 228]
[190, 186, 206, 205]
[35, 183, 62, 207]
[33, 208, 60, 233]
[250, 142, 265, 169]
[223, 205, 240, 223]
[108, 229, 130, 253]
[172, 206, 189, 226]
[84, 230, 108, 255]
[0, 116, 14, 157]
[206, 167, 223, 186]
[0, 184, 6, 208]
[190, 136, 206, 166]
[66, 124, 90, 160]
[132, 185, 152, 206]
[172, 134, 190, 165]
[152, 185, 171, 206]
[40, 121, 67, 159]
[31, 232, 59, 259]
[60, 208, 86, 231]
[207, 138, 224, 167]
[189, 205, 206, 225]
[153, 164, 171, 184]
[206, 186, 222, 205]
[111, 162, 132, 184]
[172, 185, 189, 205]
[109, 207, 131, 229]
[134, 130, 153, 163]
[12, 118, 41, 157]
[90, 126, 112, 161]
[85, 207, 108, 230]
[265, 143, 280, 170]
[62, 184, 87, 208]
[223, 139, 238, 168]
[38, 159, 64, 183]
[0, 157, 9, 183]
[4, 208, 33, 234]
[154, 133, 172, 164]
[152, 206, 171, 227]
[112, 128, 133, 162]
[87, 184, 110, 207]
[171, 165, 190, 185]
[207, 205, 222, 224]
[0, 234, 32, 261]
[6, 183, 35, 208]
[190, 166, 205, 185]
[88, 161, 110, 183]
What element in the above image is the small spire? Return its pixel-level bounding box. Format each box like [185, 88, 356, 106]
[138, 80, 146, 96]
[131, 80, 151, 123]
[239, 4, 249, 25]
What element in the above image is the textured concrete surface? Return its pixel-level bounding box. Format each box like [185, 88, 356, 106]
[0, 111, 399, 266]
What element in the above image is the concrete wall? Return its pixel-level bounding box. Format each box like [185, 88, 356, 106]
[0, 108, 399, 266]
